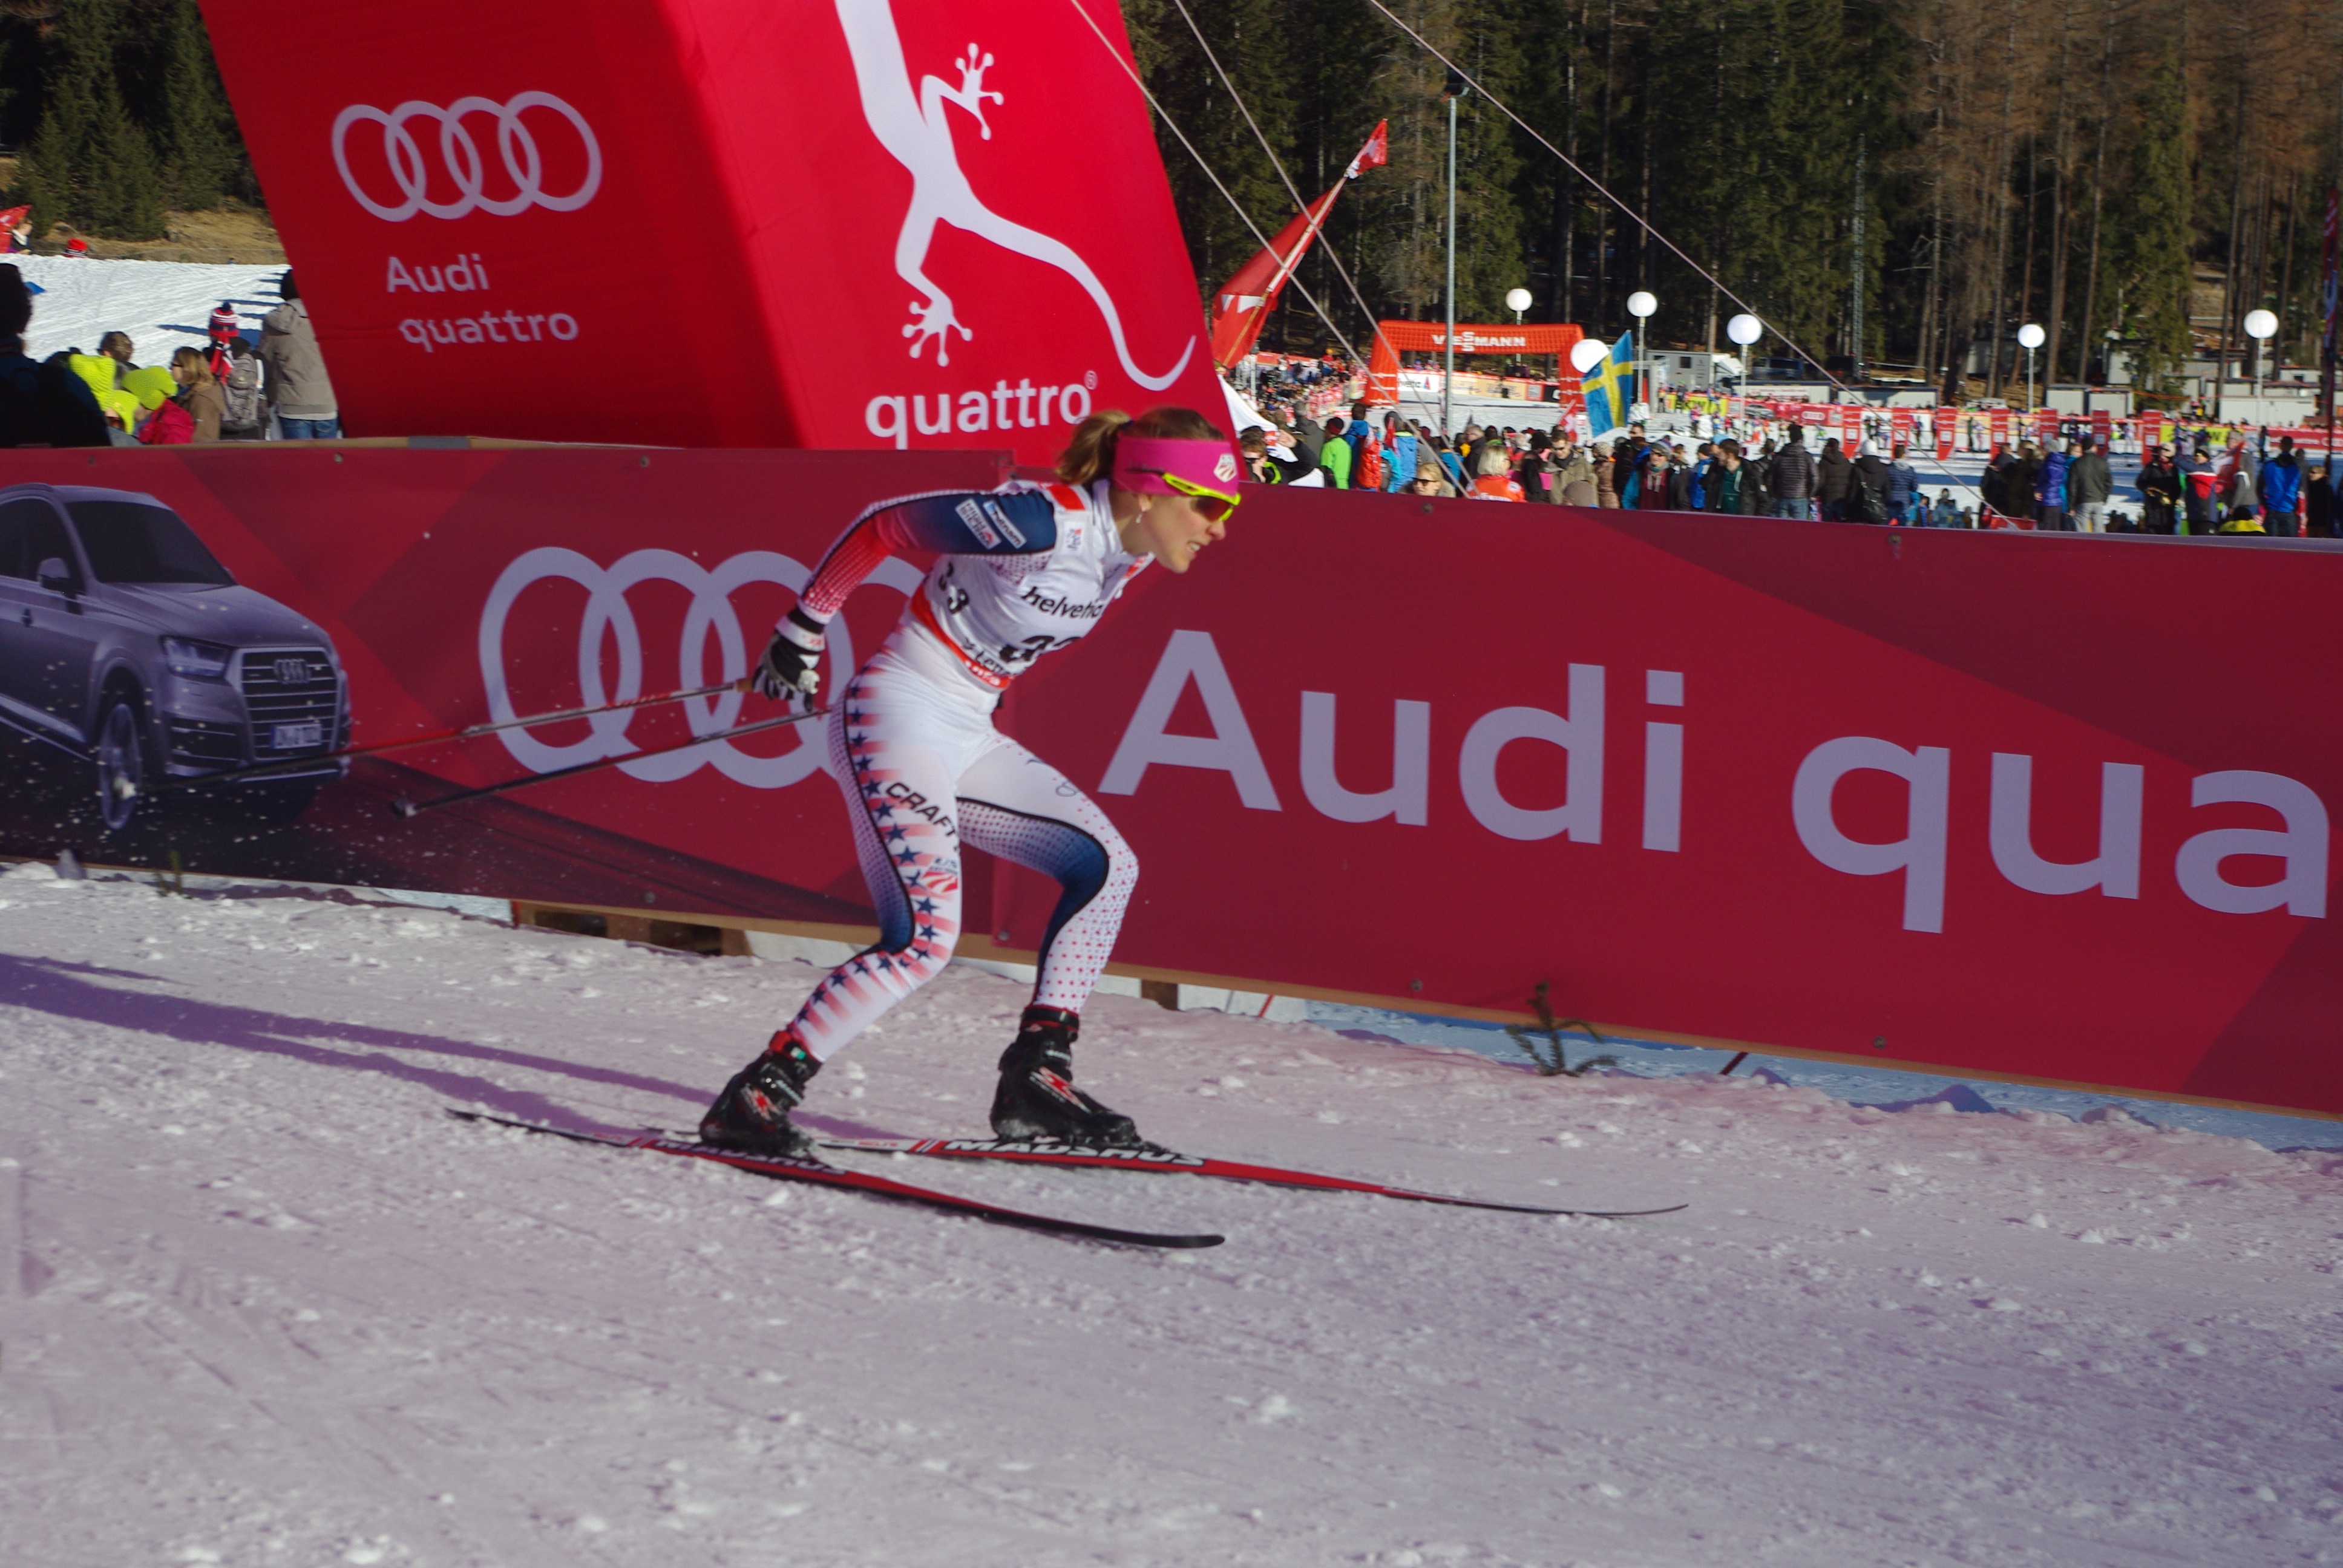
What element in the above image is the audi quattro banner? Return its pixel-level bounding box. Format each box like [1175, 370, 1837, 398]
[1005, 509, 2343, 1120]
[0, 446, 1004, 926]
[1, 448, 2336, 1117]
[195, 0, 1224, 457]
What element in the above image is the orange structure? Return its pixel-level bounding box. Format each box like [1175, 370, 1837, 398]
[1365, 321, 1585, 404]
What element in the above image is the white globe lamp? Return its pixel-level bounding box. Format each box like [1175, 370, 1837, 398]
[1504, 287, 1532, 324]
[1626, 291, 1657, 320]
[2014, 322, 2045, 411]
[1726, 313, 1763, 346]
[1569, 337, 1610, 374]
[2243, 309, 2279, 407]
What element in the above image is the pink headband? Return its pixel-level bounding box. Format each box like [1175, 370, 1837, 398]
[1113, 435, 1241, 497]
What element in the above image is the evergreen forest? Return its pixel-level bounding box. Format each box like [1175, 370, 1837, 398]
[1129, 0, 2343, 396]
[0, 0, 249, 242]
[0, 0, 2333, 402]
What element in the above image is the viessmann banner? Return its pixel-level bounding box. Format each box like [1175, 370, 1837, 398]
[0, 448, 2335, 1117]
[194, 0, 1224, 458]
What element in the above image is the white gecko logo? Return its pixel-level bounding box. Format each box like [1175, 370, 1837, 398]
[834, 0, 1194, 391]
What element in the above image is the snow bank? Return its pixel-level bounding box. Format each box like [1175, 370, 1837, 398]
[10, 253, 289, 368]
[1, 861, 2336, 1566]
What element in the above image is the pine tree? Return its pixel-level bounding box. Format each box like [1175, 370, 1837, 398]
[155, 0, 239, 209]
[17, 0, 166, 240]
[2111, 54, 2192, 393]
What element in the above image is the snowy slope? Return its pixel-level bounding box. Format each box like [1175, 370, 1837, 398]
[9, 253, 288, 367]
[1, 860, 2338, 1568]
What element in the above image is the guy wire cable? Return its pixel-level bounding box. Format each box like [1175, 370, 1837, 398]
[1357, 0, 1850, 396]
[1058, 0, 1372, 377]
[1161, 0, 1407, 393]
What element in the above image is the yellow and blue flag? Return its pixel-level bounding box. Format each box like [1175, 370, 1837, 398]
[1580, 332, 1633, 437]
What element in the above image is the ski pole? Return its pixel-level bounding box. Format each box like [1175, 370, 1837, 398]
[391, 705, 830, 819]
[128, 677, 756, 798]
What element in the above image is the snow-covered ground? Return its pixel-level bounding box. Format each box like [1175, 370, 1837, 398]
[4, 862, 2339, 1567]
[9, 253, 287, 367]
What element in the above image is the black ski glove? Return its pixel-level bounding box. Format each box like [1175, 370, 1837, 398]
[755, 607, 827, 702]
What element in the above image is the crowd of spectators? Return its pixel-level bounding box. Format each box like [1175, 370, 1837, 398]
[0, 266, 339, 449]
[1235, 395, 2338, 538]
[1991, 431, 2332, 537]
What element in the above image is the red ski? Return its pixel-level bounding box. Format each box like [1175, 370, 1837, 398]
[818, 1137, 1686, 1219]
[448, 1112, 1224, 1249]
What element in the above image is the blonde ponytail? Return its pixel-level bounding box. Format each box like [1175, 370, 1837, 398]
[1055, 405, 1226, 487]
[1055, 410, 1133, 486]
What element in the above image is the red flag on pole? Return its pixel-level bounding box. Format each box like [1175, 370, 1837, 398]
[1208, 122, 1387, 370]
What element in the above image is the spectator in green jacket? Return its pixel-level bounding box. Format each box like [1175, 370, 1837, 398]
[1319, 417, 1352, 488]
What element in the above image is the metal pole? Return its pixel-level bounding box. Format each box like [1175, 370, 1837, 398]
[1444, 91, 1458, 439]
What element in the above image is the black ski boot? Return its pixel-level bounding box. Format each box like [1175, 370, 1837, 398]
[700, 1032, 821, 1157]
[990, 1005, 1141, 1147]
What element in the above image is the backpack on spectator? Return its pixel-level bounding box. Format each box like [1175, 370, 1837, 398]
[220, 354, 264, 435]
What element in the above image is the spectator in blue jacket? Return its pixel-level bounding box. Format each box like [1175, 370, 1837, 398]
[1884, 443, 1921, 523]
[2035, 439, 2074, 531]
[2259, 436, 2304, 536]
[1381, 413, 1419, 493]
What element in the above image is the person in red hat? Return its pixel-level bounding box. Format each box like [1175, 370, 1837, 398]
[700, 406, 1238, 1157]
[206, 301, 240, 383]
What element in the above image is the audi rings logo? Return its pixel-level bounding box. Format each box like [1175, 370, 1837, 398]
[333, 91, 602, 221]
[478, 546, 920, 789]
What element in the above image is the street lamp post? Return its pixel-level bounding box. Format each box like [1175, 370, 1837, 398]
[2017, 322, 2045, 413]
[2243, 309, 2278, 436]
[1726, 312, 1762, 410]
[1441, 68, 1467, 438]
[1568, 335, 1609, 440]
[1627, 290, 1656, 415]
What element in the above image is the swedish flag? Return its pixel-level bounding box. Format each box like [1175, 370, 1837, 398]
[1581, 332, 1633, 437]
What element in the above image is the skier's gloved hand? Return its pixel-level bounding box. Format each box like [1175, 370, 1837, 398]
[754, 607, 827, 702]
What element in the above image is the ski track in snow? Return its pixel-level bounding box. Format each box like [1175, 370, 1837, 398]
[0, 861, 2337, 1567]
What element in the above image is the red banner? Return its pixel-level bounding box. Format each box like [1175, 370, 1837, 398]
[4, 448, 2336, 1116]
[1933, 408, 1955, 462]
[1990, 408, 2010, 456]
[1208, 123, 1384, 370]
[195, 0, 1223, 463]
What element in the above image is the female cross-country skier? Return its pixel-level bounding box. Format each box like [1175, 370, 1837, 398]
[700, 407, 1238, 1155]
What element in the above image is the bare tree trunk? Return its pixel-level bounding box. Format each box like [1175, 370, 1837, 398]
[2275, 173, 2301, 365]
[2043, 8, 2073, 390]
[2240, 164, 2258, 374]
[1557, 0, 1583, 321]
[1637, 44, 1655, 296]
[2217, 71, 2249, 411]
[1596, 0, 1617, 328]
[2018, 145, 2040, 370]
[2074, 0, 2112, 384]
[1985, 0, 2019, 397]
